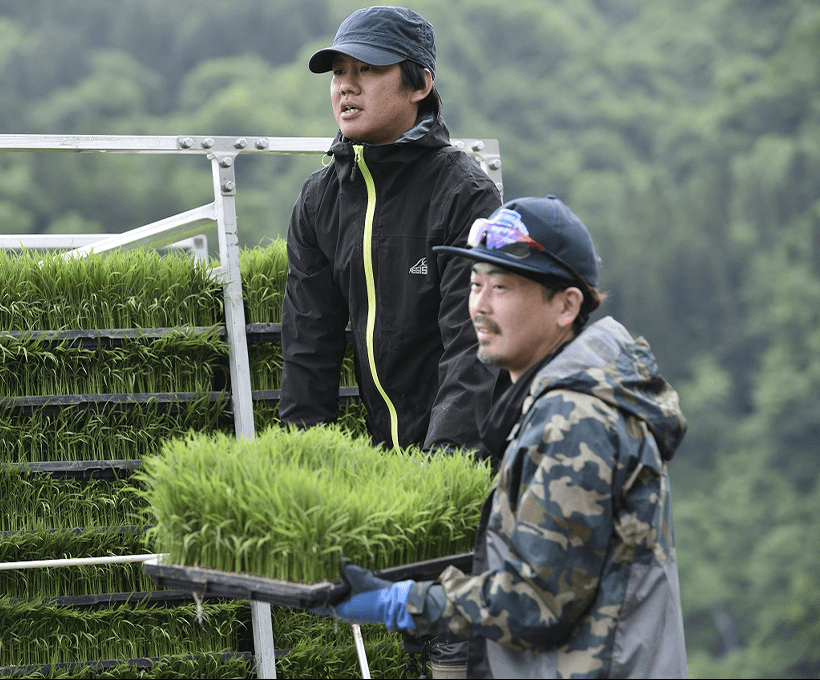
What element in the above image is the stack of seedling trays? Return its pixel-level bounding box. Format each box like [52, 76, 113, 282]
[139, 423, 492, 676]
[0, 242, 370, 679]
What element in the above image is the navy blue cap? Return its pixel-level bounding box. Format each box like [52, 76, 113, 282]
[309, 6, 436, 77]
[434, 195, 600, 291]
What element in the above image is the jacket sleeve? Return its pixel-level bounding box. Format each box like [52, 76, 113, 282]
[279, 177, 349, 427]
[407, 392, 617, 649]
[424, 172, 502, 453]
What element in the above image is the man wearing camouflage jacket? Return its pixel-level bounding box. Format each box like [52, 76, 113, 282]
[314, 195, 689, 678]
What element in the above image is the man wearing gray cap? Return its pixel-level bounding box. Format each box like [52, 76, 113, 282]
[312, 195, 689, 678]
[279, 6, 503, 464]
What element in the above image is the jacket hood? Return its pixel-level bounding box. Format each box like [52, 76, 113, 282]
[529, 316, 687, 461]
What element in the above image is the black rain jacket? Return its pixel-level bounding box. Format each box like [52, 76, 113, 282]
[280, 113, 502, 451]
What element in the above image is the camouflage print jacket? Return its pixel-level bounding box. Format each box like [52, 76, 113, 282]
[406, 316, 689, 678]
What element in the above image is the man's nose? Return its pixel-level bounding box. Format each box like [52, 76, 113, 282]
[470, 289, 489, 316]
[338, 72, 359, 94]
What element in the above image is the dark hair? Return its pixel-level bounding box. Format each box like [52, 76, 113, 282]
[400, 60, 441, 115]
[541, 280, 606, 334]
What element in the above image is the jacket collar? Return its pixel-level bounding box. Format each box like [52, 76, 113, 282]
[328, 111, 451, 161]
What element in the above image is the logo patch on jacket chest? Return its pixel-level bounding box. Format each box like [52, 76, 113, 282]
[409, 257, 427, 275]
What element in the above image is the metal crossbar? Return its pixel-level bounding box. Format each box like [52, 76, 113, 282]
[0, 234, 209, 261]
[0, 133, 502, 680]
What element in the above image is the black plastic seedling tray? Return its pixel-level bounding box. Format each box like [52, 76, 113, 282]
[144, 552, 473, 609]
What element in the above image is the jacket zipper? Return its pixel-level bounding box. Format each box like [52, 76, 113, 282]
[354, 145, 400, 449]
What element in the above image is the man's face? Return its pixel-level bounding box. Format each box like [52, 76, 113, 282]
[469, 262, 576, 382]
[330, 54, 424, 144]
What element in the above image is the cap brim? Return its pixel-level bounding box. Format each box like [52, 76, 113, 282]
[433, 245, 575, 284]
[309, 43, 405, 73]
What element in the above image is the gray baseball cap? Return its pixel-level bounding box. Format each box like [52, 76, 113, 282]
[309, 6, 436, 77]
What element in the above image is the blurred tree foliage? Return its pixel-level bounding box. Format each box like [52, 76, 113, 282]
[0, 0, 817, 676]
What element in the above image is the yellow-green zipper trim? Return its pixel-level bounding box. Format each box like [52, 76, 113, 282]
[355, 145, 400, 449]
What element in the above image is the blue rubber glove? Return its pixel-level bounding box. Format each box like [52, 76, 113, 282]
[312, 563, 417, 633]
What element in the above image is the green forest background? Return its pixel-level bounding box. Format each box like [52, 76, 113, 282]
[0, 1, 817, 677]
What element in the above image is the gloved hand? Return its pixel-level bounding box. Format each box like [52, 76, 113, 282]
[312, 562, 417, 633]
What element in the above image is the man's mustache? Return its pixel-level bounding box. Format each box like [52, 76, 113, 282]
[472, 314, 501, 335]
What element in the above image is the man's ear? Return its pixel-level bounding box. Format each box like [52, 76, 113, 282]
[558, 287, 584, 328]
[410, 68, 434, 103]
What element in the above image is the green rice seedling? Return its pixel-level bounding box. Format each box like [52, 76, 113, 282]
[240, 241, 288, 324]
[268, 607, 408, 679]
[335, 346, 369, 437]
[0, 468, 146, 533]
[145, 326, 230, 390]
[276, 624, 407, 679]
[0, 527, 155, 598]
[249, 344, 354, 394]
[249, 343, 368, 436]
[248, 344, 282, 391]
[336, 398, 369, 439]
[76, 328, 228, 395]
[0, 397, 232, 464]
[0, 597, 250, 667]
[0, 332, 52, 397]
[340, 345, 357, 386]
[252, 400, 279, 433]
[138, 424, 494, 583]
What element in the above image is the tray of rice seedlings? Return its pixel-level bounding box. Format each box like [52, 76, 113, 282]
[0, 526, 156, 599]
[0, 328, 229, 398]
[0, 652, 255, 680]
[0, 466, 145, 533]
[0, 595, 251, 668]
[0, 397, 231, 465]
[142, 551, 474, 611]
[139, 423, 493, 609]
[0, 248, 222, 331]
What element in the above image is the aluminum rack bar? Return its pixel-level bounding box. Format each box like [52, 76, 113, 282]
[62, 204, 216, 259]
[0, 134, 181, 152]
[0, 554, 161, 570]
[0, 234, 209, 262]
[0, 135, 502, 196]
